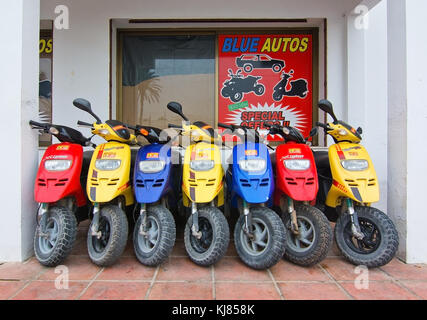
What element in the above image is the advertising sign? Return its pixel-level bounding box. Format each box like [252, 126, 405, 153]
[218, 34, 313, 140]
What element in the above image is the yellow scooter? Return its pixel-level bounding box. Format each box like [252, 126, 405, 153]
[314, 100, 398, 267]
[167, 102, 230, 266]
[74, 99, 136, 266]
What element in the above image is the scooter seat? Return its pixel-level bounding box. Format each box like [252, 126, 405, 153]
[313, 151, 330, 170]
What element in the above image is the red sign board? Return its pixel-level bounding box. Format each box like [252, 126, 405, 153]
[218, 34, 313, 140]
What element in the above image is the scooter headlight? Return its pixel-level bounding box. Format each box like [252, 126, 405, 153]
[44, 160, 72, 171]
[341, 159, 369, 171]
[238, 159, 266, 172]
[284, 159, 311, 171]
[338, 129, 347, 136]
[190, 160, 215, 171]
[95, 159, 121, 171]
[139, 160, 165, 173]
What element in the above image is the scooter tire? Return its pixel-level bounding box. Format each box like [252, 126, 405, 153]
[230, 92, 243, 103]
[282, 204, 333, 267]
[184, 206, 229, 266]
[87, 205, 128, 267]
[273, 91, 283, 102]
[335, 206, 399, 268]
[234, 207, 286, 270]
[34, 206, 77, 267]
[133, 205, 176, 266]
[254, 85, 265, 96]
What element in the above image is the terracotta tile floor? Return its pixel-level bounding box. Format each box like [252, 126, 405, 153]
[0, 221, 426, 300]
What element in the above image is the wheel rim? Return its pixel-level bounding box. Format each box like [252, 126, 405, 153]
[189, 217, 213, 254]
[287, 216, 315, 252]
[273, 64, 281, 72]
[91, 216, 111, 253]
[240, 217, 270, 256]
[244, 65, 252, 72]
[38, 216, 60, 255]
[233, 93, 242, 101]
[343, 217, 382, 254]
[137, 215, 160, 253]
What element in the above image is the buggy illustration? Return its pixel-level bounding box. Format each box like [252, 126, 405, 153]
[221, 69, 265, 103]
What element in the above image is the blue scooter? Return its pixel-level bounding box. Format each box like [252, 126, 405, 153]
[127, 125, 176, 266]
[219, 123, 286, 270]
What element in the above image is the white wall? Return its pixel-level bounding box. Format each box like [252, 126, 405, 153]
[404, 0, 427, 263]
[0, 0, 39, 261]
[346, 1, 388, 212]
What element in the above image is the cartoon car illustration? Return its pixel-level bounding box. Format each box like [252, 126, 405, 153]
[236, 54, 285, 73]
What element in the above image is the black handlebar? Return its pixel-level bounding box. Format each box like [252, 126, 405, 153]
[77, 120, 93, 127]
[218, 122, 233, 130]
[316, 122, 329, 130]
[29, 120, 48, 128]
[168, 123, 182, 129]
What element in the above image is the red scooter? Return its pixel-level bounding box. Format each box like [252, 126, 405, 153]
[265, 123, 332, 266]
[30, 120, 94, 266]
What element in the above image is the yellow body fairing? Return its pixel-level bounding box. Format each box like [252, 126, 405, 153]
[91, 122, 137, 144]
[326, 142, 379, 207]
[182, 142, 224, 206]
[87, 142, 134, 205]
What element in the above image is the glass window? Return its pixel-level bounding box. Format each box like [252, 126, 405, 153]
[120, 35, 216, 129]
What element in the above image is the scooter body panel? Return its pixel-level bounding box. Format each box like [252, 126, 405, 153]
[182, 142, 224, 205]
[274, 142, 318, 203]
[326, 142, 379, 207]
[133, 143, 172, 204]
[87, 142, 134, 205]
[228, 141, 274, 208]
[35, 142, 86, 206]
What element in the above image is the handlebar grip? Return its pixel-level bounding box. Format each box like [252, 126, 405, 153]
[29, 120, 46, 128]
[168, 123, 182, 129]
[316, 122, 328, 129]
[218, 122, 233, 130]
[263, 122, 273, 128]
[77, 120, 93, 127]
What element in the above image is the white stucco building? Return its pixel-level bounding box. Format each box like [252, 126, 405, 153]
[0, 0, 426, 263]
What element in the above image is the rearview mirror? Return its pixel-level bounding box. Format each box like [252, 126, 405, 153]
[73, 98, 101, 124]
[318, 99, 338, 123]
[167, 101, 188, 121]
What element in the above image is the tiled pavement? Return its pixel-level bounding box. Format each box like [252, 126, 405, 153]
[1, 221, 426, 300]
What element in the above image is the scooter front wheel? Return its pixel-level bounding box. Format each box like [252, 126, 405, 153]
[230, 92, 243, 103]
[133, 205, 176, 266]
[335, 206, 399, 268]
[184, 206, 229, 266]
[282, 204, 332, 267]
[234, 207, 286, 270]
[87, 205, 128, 267]
[34, 206, 77, 267]
[272, 91, 283, 102]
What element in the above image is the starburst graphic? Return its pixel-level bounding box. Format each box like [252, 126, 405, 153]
[225, 102, 309, 137]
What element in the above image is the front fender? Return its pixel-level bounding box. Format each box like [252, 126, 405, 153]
[326, 142, 379, 207]
[133, 143, 172, 204]
[182, 142, 224, 204]
[229, 142, 274, 207]
[87, 142, 134, 205]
